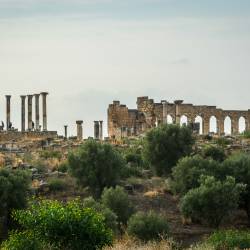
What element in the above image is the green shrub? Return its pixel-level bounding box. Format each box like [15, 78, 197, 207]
[127, 211, 169, 241]
[10, 199, 113, 250]
[1, 231, 48, 250]
[48, 178, 67, 192]
[82, 197, 118, 233]
[221, 153, 250, 221]
[208, 230, 250, 250]
[0, 169, 31, 237]
[58, 161, 68, 173]
[143, 124, 194, 176]
[202, 146, 226, 162]
[170, 155, 220, 196]
[101, 186, 134, 226]
[40, 150, 62, 160]
[242, 130, 250, 139]
[32, 160, 47, 174]
[216, 137, 230, 147]
[68, 140, 125, 197]
[180, 176, 245, 227]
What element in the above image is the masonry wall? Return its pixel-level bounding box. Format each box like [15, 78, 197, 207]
[108, 96, 250, 139]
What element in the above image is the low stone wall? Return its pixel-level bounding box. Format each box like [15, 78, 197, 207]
[0, 131, 58, 142]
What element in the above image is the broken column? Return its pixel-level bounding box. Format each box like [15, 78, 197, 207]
[27, 95, 33, 131]
[20, 95, 26, 132]
[174, 100, 183, 125]
[41, 92, 48, 131]
[99, 121, 103, 140]
[94, 121, 100, 139]
[5, 95, 11, 131]
[34, 94, 40, 131]
[76, 120, 83, 140]
[64, 125, 68, 139]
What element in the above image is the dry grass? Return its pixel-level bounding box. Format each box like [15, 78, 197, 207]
[104, 237, 176, 250]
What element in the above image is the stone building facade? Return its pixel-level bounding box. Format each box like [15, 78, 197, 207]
[108, 97, 250, 139]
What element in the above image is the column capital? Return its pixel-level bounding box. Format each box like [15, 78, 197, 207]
[34, 93, 40, 97]
[40, 92, 49, 96]
[76, 120, 83, 125]
[174, 100, 184, 105]
[20, 95, 26, 99]
[5, 95, 11, 99]
[27, 94, 34, 98]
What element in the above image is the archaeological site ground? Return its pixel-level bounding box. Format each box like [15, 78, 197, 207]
[0, 93, 250, 249]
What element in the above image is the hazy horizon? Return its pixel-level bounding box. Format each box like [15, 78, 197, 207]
[0, 0, 250, 137]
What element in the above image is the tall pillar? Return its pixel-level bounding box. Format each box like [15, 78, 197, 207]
[161, 100, 167, 124]
[94, 121, 100, 139]
[231, 116, 239, 135]
[34, 94, 40, 131]
[218, 119, 224, 136]
[64, 125, 68, 139]
[5, 95, 11, 131]
[174, 100, 183, 125]
[76, 120, 83, 140]
[27, 95, 33, 131]
[203, 117, 210, 135]
[99, 121, 103, 140]
[20, 95, 26, 132]
[41, 92, 48, 131]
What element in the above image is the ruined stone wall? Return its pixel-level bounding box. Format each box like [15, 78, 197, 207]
[108, 96, 250, 139]
[0, 131, 57, 142]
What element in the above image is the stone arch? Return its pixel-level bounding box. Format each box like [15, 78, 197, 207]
[239, 116, 246, 133]
[194, 115, 203, 134]
[224, 116, 232, 135]
[209, 115, 217, 133]
[167, 114, 174, 124]
[180, 115, 188, 126]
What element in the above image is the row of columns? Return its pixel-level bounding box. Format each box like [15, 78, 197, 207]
[5, 92, 48, 132]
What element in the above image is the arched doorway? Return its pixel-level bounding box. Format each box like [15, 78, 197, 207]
[167, 115, 173, 124]
[239, 116, 246, 133]
[180, 115, 188, 127]
[224, 116, 232, 135]
[195, 116, 203, 134]
[209, 116, 217, 133]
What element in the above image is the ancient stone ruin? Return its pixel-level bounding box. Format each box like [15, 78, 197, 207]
[108, 96, 250, 139]
[0, 93, 57, 141]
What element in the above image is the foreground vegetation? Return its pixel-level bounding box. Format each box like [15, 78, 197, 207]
[1, 124, 250, 249]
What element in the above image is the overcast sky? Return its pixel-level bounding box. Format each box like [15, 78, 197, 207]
[0, 0, 250, 137]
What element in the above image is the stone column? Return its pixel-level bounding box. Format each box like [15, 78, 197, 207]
[94, 121, 100, 139]
[41, 92, 48, 131]
[232, 117, 239, 135]
[218, 119, 224, 136]
[64, 125, 68, 139]
[5, 95, 11, 131]
[161, 100, 167, 124]
[99, 121, 103, 140]
[203, 117, 210, 135]
[76, 120, 83, 140]
[174, 100, 183, 125]
[27, 95, 33, 131]
[20, 95, 26, 132]
[34, 94, 40, 131]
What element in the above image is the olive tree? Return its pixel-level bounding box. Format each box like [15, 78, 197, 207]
[143, 124, 194, 176]
[180, 176, 245, 227]
[68, 140, 125, 197]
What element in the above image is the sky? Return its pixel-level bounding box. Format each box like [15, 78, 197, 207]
[0, 0, 250, 137]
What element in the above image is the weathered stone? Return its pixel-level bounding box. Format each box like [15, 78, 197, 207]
[108, 96, 250, 139]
